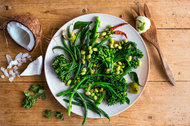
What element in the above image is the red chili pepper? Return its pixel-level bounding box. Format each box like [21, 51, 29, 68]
[110, 23, 128, 31]
[115, 30, 128, 38]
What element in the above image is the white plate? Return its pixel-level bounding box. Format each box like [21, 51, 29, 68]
[44, 13, 149, 118]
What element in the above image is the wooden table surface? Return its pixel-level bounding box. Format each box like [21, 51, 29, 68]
[0, 0, 190, 125]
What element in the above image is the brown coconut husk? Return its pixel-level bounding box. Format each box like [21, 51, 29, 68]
[6, 13, 42, 52]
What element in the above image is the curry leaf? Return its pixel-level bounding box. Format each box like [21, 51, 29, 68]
[129, 72, 141, 86]
[73, 21, 92, 29]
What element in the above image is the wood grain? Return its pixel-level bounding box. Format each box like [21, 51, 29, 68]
[0, 0, 190, 125]
[0, 0, 190, 29]
[0, 82, 189, 126]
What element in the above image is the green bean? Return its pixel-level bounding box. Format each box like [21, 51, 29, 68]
[76, 92, 88, 125]
[67, 25, 73, 50]
[68, 74, 111, 116]
[86, 29, 90, 47]
[71, 47, 82, 85]
[73, 32, 81, 60]
[64, 99, 82, 106]
[97, 107, 110, 121]
[52, 46, 74, 59]
[80, 26, 90, 44]
[68, 25, 71, 38]
[61, 36, 70, 51]
[85, 29, 90, 57]
[64, 99, 101, 117]
[57, 88, 73, 96]
[76, 47, 81, 59]
[96, 36, 112, 48]
[93, 16, 100, 39]
[73, 96, 101, 117]
[74, 32, 81, 46]
[86, 62, 91, 74]
[95, 92, 105, 107]
[80, 93, 110, 121]
[91, 35, 99, 47]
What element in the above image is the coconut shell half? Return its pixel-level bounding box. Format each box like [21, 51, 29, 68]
[6, 13, 42, 52]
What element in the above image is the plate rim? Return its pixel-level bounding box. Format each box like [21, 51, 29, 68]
[44, 13, 150, 118]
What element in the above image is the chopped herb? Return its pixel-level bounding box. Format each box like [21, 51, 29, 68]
[44, 109, 54, 119]
[22, 91, 35, 109]
[55, 112, 64, 120]
[129, 72, 141, 86]
[44, 110, 64, 121]
[22, 84, 46, 109]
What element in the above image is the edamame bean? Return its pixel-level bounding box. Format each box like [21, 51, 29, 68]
[85, 91, 91, 96]
[93, 95, 98, 100]
[128, 56, 132, 61]
[101, 32, 106, 36]
[138, 59, 142, 66]
[124, 39, 128, 43]
[81, 50, 85, 55]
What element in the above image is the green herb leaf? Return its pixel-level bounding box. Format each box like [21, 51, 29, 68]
[22, 91, 35, 109]
[44, 109, 54, 119]
[22, 84, 46, 109]
[41, 93, 46, 100]
[55, 112, 64, 120]
[73, 21, 92, 29]
[29, 85, 39, 93]
[29, 84, 46, 101]
[129, 72, 141, 86]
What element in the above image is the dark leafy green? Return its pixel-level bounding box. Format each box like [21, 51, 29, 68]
[44, 109, 54, 119]
[22, 84, 46, 109]
[74, 21, 92, 29]
[29, 85, 46, 100]
[129, 72, 141, 86]
[22, 91, 35, 109]
[55, 112, 64, 120]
